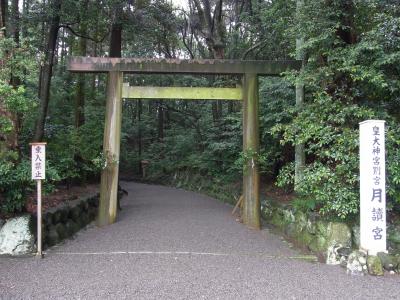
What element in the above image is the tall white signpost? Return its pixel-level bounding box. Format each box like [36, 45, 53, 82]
[359, 120, 386, 255]
[30, 142, 46, 258]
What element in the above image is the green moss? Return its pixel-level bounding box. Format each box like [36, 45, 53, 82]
[367, 255, 384, 276]
[309, 236, 327, 253]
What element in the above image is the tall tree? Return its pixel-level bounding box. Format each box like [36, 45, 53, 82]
[190, 0, 226, 121]
[0, 0, 6, 39]
[34, 0, 62, 141]
[74, 0, 89, 128]
[294, 0, 305, 191]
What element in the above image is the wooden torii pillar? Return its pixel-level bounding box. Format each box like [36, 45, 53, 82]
[67, 57, 301, 229]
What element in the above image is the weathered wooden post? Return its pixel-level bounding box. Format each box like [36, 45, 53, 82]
[242, 73, 260, 229]
[98, 71, 123, 226]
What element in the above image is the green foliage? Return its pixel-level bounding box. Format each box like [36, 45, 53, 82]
[274, 0, 400, 219]
[1, 0, 399, 223]
[0, 158, 61, 214]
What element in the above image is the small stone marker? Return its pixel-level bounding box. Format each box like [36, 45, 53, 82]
[359, 120, 386, 255]
[30, 142, 46, 258]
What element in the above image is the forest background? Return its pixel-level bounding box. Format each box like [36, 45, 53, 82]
[0, 0, 399, 223]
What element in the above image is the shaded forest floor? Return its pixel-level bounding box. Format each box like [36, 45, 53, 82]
[24, 184, 99, 215]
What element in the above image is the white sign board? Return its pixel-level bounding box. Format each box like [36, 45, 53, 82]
[359, 120, 386, 255]
[31, 143, 46, 180]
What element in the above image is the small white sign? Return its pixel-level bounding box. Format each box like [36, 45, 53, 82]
[31, 143, 46, 180]
[359, 120, 386, 255]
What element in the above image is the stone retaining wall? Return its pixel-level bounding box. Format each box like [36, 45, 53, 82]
[0, 193, 100, 256]
[41, 193, 100, 248]
[262, 200, 400, 275]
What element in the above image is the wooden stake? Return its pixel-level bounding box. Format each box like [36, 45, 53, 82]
[232, 195, 243, 215]
[242, 73, 261, 229]
[98, 71, 123, 226]
[36, 179, 43, 258]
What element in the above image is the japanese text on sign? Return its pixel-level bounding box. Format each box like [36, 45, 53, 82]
[359, 120, 386, 255]
[31, 144, 46, 180]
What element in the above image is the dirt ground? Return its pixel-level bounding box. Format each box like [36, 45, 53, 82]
[25, 184, 99, 214]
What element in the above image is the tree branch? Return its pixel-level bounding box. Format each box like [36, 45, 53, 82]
[59, 24, 109, 43]
[241, 39, 268, 60]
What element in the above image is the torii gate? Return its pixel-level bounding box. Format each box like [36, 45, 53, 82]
[67, 57, 300, 229]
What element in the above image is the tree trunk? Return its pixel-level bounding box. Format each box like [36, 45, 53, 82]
[33, 0, 62, 142]
[10, 0, 20, 88]
[294, 0, 305, 192]
[0, 0, 6, 38]
[74, 0, 89, 128]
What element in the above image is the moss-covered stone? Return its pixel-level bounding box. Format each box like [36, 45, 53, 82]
[282, 209, 295, 224]
[88, 207, 97, 221]
[270, 213, 285, 229]
[52, 211, 61, 224]
[294, 211, 308, 233]
[298, 230, 314, 245]
[309, 236, 327, 253]
[352, 225, 360, 249]
[59, 207, 70, 223]
[80, 213, 90, 226]
[65, 220, 79, 236]
[377, 252, 398, 271]
[69, 206, 81, 222]
[45, 228, 60, 247]
[326, 222, 352, 248]
[367, 255, 384, 276]
[388, 226, 400, 252]
[316, 221, 329, 237]
[55, 223, 68, 240]
[79, 200, 89, 212]
[43, 212, 53, 226]
[285, 223, 298, 238]
[347, 250, 368, 276]
[306, 220, 317, 234]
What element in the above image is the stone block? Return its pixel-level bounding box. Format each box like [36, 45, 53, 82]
[65, 220, 79, 236]
[316, 221, 329, 237]
[294, 211, 308, 233]
[69, 206, 81, 222]
[59, 207, 70, 223]
[377, 252, 398, 272]
[367, 255, 384, 276]
[81, 213, 90, 226]
[309, 236, 327, 253]
[352, 225, 360, 249]
[326, 244, 351, 265]
[347, 250, 368, 276]
[88, 207, 98, 221]
[0, 215, 35, 256]
[326, 222, 352, 248]
[79, 200, 89, 212]
[52, 211, 61, 224]
[45, 228, 60, 247]
[55, 223, 68, 240]
[285, 223, 298, 238]
[43, 212, 53, 226]
[298, 230, 313, 245]
[388, 226, 400, 252]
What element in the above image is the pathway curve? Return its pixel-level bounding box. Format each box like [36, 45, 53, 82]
[1, 182, 399, 299]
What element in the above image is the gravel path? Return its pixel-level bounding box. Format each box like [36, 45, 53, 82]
[1, 182, 399, 299]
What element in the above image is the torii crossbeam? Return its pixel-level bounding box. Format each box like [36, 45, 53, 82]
[67, 57, 301, 230]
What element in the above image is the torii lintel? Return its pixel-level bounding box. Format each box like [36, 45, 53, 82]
[67, 57, 301, 75]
